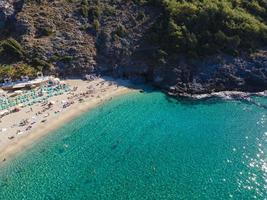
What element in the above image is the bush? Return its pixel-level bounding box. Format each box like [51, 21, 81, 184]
[88, 6, 101, 21]
[115, 24, 127, 37]
[137, 11, 146, 21]
[0, 38, 25, 59]
[92, 19, 100, 31]
[32, 58, 53, 71]
[81, 5, 89, 18]
[0, 64, 38, 82]
[36, 27, 54, 37]
[147, 0, 267, 56]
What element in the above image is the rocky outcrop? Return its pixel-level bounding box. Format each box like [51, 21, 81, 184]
[1, 0, 266, 97]
[14, 1, 96, 75]
[0, 0, 17, 31]
[7, 0, 157, 76]
[160, 50, 267, 96]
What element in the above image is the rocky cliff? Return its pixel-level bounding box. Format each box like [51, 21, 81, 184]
[0, 0, 266, 96]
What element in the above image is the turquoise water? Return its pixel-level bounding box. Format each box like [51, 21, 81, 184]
[0, 90, 266, 200]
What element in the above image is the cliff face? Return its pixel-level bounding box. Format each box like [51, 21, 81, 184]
[4, 0, 158, 76]
[0, 0, 18, 31]
[14, 0, 96, 75]
[0, 0, 267, 95]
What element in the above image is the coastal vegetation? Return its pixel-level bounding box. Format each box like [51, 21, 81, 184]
[0, 64, 37, 82]
[0, 0, 266, 93]
[145, 0, 267, 57]
[0, 38, 25, 60]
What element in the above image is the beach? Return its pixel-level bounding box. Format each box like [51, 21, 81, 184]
[0, 77, 135, 163]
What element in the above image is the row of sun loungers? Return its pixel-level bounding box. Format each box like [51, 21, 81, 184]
[0, 84, 70, 111]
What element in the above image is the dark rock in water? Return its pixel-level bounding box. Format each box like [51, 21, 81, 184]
[111, 140, 120, 150]
[110, 143, 118, 150]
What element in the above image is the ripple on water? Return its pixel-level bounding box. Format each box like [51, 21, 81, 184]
[0, 92, 267, 199]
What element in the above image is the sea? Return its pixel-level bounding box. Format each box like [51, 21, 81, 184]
[0, 89, 266, 200]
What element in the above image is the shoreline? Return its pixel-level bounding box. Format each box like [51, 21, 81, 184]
[0, 78, 136, 164]
[168, 90, 267, 100]
[2, 79, 265, 163]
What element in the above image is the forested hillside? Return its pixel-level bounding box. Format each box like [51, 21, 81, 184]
[0, 0, 266, 95]
[144, 0, 267, 56]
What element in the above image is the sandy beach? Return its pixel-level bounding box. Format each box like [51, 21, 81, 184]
[0, 77, 135, 163]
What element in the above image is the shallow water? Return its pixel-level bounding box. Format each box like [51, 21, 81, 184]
[0, 91, 266, 200]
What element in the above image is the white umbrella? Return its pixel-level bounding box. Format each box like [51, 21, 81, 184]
[18, 104, 24, 107]
[49, 101, 55, 105]
[0, 128, 7, 133]
[15, 90, 23, 94]
[0, 110, 9, 115]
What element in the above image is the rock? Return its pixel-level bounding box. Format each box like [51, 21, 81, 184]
[0, 0, 17, 30]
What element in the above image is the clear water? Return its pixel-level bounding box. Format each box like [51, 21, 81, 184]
[0, 90, 266, 200]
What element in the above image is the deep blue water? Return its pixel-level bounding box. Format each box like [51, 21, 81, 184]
[0, 91, 266, 200]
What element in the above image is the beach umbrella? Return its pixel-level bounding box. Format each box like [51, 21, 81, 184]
[0, 110, 9, 116]
[49, 101, 55, 105]
[18, 104, 24, 107]
[15, 90, 23, 95]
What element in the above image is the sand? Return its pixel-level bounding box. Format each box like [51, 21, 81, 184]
[0, 77, 136, 163]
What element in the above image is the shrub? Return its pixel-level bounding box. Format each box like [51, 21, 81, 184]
[0, 38, 25, 59]
[115, 24, 127, 37]
[36, 27, 54, 37]
[81, 5, 89, 18]
[0, 64, 38, 82]
[92, 19, 100, 31]
[147, 0, 267, 57]
[137, 11, 146, 21]
[88, 6, 101, 21]
[32, 58, 53, 71]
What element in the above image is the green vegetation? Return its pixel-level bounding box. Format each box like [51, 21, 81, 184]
[80, 0, 102, 31]
[92, 19, 100, 31]
[115, 23, 127, 38]
[31, 58, 52, 71]
[50, 54, 74, 63]
[80, 0, 101, 20]
[0, 38, 25, 59]
[36, 27, 54, 37]
[146, 0, 267, 56]
[81, 0, 89, 18]
[0, 64, 38, 82]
